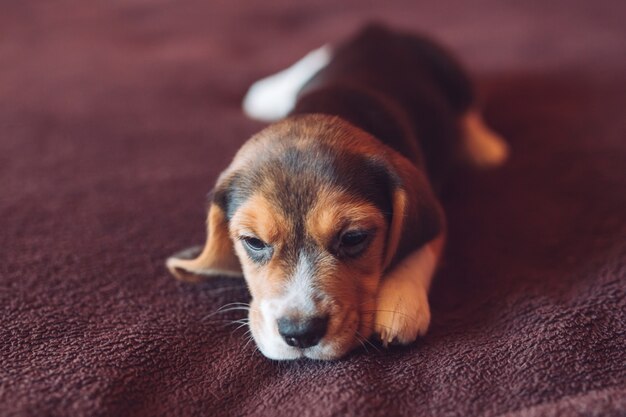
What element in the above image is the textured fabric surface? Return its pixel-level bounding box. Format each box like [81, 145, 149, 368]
[1, 1, 625, 416]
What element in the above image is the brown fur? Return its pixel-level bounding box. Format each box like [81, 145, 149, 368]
[166, 203, 241, 282]
[229, 186, 388, 358]
[167, 115, 445, 359]
[165, 25, 509, 359]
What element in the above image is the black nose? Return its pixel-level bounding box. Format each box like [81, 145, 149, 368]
[277, 316, 329, 349]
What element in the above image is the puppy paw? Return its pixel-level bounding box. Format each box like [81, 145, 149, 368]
[374, 274, 431, 347]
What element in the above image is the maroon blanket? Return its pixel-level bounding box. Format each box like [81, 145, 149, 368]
[1, 1, 625, 416]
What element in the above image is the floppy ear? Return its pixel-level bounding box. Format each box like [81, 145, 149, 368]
[166, 181, 243, 282]
[382, 155, 445, 271]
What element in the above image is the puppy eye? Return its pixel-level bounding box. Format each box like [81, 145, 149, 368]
[240, 236, 273, 264]
[241, 236, 268, 251]
[341, 231, 368, 247]
[337, 230, 371, 257]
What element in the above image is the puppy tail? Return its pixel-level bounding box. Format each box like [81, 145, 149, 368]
[242, 44, 332, 122]
[460, 110, 510, 168]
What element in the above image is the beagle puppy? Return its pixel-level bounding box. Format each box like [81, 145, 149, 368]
[167, 24, 508, 360]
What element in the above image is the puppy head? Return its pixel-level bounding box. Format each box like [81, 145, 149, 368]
[168, 115, 442, 360]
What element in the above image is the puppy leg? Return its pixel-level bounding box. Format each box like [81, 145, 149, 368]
[374, 236, 444, 346]
[461, 110, 509, 168]
[242, 45, 332, 122]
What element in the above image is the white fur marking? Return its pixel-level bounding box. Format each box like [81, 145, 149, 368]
[258, 299, 302, 360]
[462, 111, 510, 168]
[255, 253, 319, 359]
[243, 45, 332, 122]
[278, 253, 318, 317]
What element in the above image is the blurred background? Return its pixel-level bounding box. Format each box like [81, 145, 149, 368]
[1, 1, 625, 416]
[2, 0, 624, 260]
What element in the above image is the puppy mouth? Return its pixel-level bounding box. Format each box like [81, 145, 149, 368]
[303, 309, 360, 360]
[249, 305, 361, 360]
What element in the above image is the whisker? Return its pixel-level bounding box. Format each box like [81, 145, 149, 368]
[243, 333, 256, 351]
[226, 316, 249, 327]
[231, 322, 250, 333]
[356, 331, 381, 353]
[217, 302, 251, 309]
[238, 328, 253, 343]
[202, 306, 250, 321]
[228, 319, 250, 325]
[248, 341, 260, 361]
[355, 334, 369, 354]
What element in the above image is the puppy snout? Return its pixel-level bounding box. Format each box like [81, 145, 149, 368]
[277, 315, 329, 349]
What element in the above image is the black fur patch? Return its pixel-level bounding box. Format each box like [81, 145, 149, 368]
[294, 23, 474, 186]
